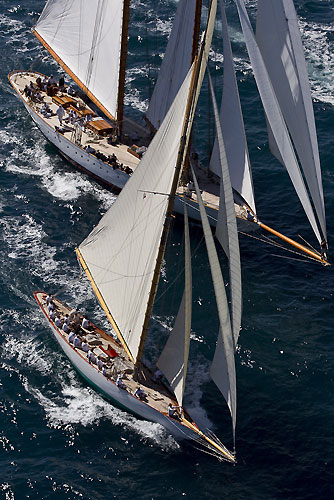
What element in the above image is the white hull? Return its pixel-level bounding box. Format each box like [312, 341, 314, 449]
[9, 71, 258, 232]
[34, 292, 200, 441]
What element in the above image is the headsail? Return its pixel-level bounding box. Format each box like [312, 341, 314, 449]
[234, 0, 323, 245]
[157, 205, 192, 406]
[256, 0, 327, 242]
[146, 0, 202, 131]
[191, 166, 237, 447]
[34, 0, 129, 121]
[208, 70, 242, 345]
[76, 64, 195, 363]
[209, 0, 255, 214]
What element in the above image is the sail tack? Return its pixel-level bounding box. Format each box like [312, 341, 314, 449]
[146, 0, 199, 131]
[157, 205, 192, 406]
[34, 0, 126, 120]
[77, 65, 195, 363]
[209, 0, 255, 214]
[234, 0, 323, 245]
[256, 0, 327, 242]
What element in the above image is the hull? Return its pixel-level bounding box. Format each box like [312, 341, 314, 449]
[34, 291, 200, 441]
[9, 70, 258, 232]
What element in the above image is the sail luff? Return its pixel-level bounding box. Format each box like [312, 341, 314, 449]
[191, 165, 237, 447]
[137, 0, 217, 365]
[208, 70, 242, 345]
[209, 0, 255, 213]
[234, 0, 322, 245]
[76, 247, 135, 363]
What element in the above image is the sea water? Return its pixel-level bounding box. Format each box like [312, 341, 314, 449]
[0, 1, 333, 499]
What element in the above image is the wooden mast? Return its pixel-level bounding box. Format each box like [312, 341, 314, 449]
[136, 0, 215, 365]
[116, 0, 130, 138]
[191, 0, 202, 62]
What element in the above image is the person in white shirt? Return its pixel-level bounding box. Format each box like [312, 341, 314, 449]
[45, 294, 53, 304]
[68, 332, 75, 344]
[47, 302, 54, 313]
[82, 317, 89, 329]
[81, 341, 89, 352]
[73, 336, 81, 348]
[97, 358, 103, 370]
[134, 387, 146, 400]
[57, 105, 65, 125]
[55, 316, 61, 327]
[64, 314, 70, 326]
[168, 403, 181, 419]
[87, 350, 96, 364]
[50, 310, 56, 321]
[62, 322, 70, 333]
[116, 374, 125, 389]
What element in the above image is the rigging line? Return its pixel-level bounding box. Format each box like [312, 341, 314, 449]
[238, 230, 319, 262]
[155, 234, 205, 304]
[297, 234, 319, 255]
[268, 253, 320, 264]
[85, 0, 106, 89]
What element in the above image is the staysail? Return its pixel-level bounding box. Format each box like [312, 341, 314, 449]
[157, 205, 192, 406]
[256, 0, 327, 242]
[191, 166, 237, 446]
[76, 65, 194, 363]
[34, 0, 129, 121]
[209, 0, 255, 214]
[208, 70, 242, 345]
[234, 0, 323, 245]
[146, 0, 202, 131]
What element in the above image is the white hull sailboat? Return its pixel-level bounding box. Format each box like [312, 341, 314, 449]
[8, 0, 258, 233]
[34, 0, 241, 463]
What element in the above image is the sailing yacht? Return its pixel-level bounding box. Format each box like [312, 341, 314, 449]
[34, 0, 240, 463]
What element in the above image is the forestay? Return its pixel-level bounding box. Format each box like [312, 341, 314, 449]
[256, 0, 327, 242]
[209, 0, 255, 214]
[191, 166, 237, 447]
[146, 0, 198, 131]
[234, 0, 322, 245]
[34, 0, 125, 120]
[77, 64, 194, 364]
[157, 205, 192, 406]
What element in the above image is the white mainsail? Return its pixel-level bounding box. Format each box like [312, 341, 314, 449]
[209, 0, 255, 214]
[157, 205, 192, 406]
[191, 166, 237, 445]
[77, 65, 194, 363]
[208, 71, 242, 345]
[146, 0, 200, 131]
[234, 0, 322, 245]
[256, 0, 327, 242]
[34, 0, 126, 120]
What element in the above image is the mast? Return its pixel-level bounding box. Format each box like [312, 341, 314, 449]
[191, 0, 202, 62]
[137, 0, 217, 365]
[117, 0, 130, 137]
[136, 59, 199, 366]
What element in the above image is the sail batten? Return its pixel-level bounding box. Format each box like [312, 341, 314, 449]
[34, 0, 126, 120]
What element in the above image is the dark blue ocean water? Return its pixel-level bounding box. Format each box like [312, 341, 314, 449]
[0, 1, 334, 499]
